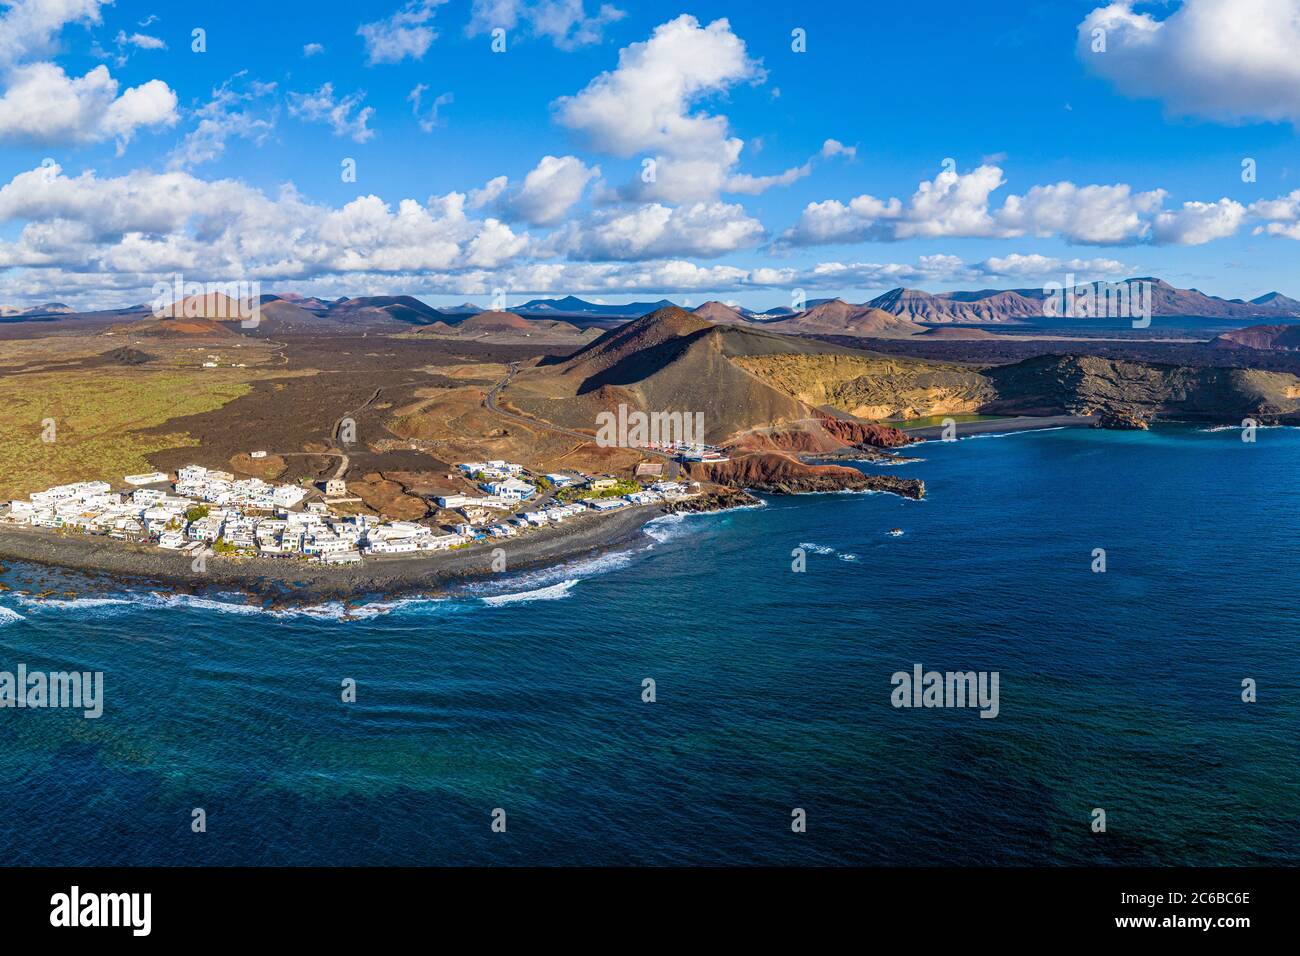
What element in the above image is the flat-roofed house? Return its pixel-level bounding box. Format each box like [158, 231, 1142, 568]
[486, 477, 535, 500]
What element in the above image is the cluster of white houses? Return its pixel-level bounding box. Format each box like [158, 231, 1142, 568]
[2, 460, 698, 565]
[1, 467, 469, 565]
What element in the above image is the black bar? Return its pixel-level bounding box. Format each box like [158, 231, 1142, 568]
[0, 867, 1278, 941]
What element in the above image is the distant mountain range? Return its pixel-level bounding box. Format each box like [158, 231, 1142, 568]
[0, 302, 74, 317]
[29, 276, 1300, 336]
[511, 281, 1300, 325]
[692, 299, 923, 337]
[861, 279, 1300, 324]
[513, 295, 677, 318]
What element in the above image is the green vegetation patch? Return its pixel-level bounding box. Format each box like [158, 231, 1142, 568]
[0, 370, 250, 499]
[558, 478, 640, 501]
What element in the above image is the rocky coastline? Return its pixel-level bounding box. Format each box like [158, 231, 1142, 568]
[0, 491, 764, 607]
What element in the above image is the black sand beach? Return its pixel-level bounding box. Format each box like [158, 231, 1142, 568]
[0, 496, 744, 604]
[904, 414, 1097, 440]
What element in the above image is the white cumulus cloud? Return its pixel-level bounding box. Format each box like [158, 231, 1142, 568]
[0, 0, 107, 68]
[543, 200, 764, 260]
[783, 165, 1183, 246]
[1151, 198, 1246, 245]
[555, 14, 765, 202]
[977, 253, 1133, 280]
[471, 154, 599, 226]
[0, 61, 177, 148]
[997, 181, 1166, 244]
[1078, 0, 1300, 125]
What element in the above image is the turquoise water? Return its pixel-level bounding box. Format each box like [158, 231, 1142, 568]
[1, 425, 1297, 865]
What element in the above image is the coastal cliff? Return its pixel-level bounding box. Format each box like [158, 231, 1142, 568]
[687, 453, 924, 499]
[816, 417, 919, 448]
[985, 354, 1300, 423]
[661, 488, 761, 513]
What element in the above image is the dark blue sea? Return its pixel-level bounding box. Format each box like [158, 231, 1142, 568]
[2, 424, 1297, 865]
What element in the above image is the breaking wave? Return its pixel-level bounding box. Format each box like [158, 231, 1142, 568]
[480, 579, 578, 606]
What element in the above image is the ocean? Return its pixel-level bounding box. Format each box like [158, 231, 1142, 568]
[2, 424, 1297, 865]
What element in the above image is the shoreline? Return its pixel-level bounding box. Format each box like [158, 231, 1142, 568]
[903, 414, 1097, 439]
[0, 497, 736, 606]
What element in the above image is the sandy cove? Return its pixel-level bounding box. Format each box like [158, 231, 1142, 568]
[902, 414, 1098, 440]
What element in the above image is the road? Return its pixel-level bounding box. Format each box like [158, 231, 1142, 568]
[267, 379, 429, 486]
[259, 388, 379, 485]
[323, 385, 390, 479]
[483, 363, 681, 479]
[275, 450, 349, 481]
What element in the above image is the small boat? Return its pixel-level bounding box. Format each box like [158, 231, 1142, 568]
[887, 528, 904, 537]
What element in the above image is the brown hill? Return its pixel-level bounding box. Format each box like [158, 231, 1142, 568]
[1209, 324, 1300, 351]
[765, 299, 925, 337]
[868, 287, 1043, 323]
[554, 306, 715, 379]
[918, 326, 1000, 340]
[154, 292, 253, 321]
[512, 307, 870, 444]
[692, 301, 750, 325]
[251, 298, 325, 331]
[114, 316, 237, 337]
[1248, 292, 1300, 312]
[456, 310, 536, 332]
[269, 292, 336, 311]
[416, 311, 593, 341]
[328, 295, 444, 327]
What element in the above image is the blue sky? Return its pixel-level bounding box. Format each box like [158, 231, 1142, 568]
[2, 0, 1300, 310]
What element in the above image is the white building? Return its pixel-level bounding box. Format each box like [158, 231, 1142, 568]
[435, 494, 478, 509]
[322, 550, 362, 564]
[367, 539, 419, 554]
[188, 516, 224, 541]
[271, 485, 307, 508]
[124, 472, 169, 486]
[485, 477, 535, 500]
